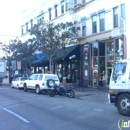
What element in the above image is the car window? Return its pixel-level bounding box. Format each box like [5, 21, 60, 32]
[39, 75, 43, 80]
[21, 77, 27, 81]
[45, 75, 59, 81]
[15, 77, 19, 81]
[34, 75, 39, 80]
[29, 74, 34, 80]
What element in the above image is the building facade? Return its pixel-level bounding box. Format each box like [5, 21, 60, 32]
[20, 0, 129, 87]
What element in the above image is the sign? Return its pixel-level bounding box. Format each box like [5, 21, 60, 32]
[17, 61, 21, 70]
[11, 61, 16, 70]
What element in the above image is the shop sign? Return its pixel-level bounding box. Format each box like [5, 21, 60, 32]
[69, 55, 76, 60]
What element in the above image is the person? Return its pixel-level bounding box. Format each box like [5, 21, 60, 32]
[67, 72, 71, 83]
[58, 72, 62, 83]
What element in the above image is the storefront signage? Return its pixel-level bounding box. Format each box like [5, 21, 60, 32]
[69, 55, 76, 60]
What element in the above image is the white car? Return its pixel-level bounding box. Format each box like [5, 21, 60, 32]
[23, 73, 60, 94]
[11, 77, 28, 89]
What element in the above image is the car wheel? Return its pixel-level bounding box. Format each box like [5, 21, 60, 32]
[17, 85, 19, 90]
[24, 84, 27, 92]
[36, 85, 40, 94]
[47, 79, 55, 88]
[117, 94, 130, 116]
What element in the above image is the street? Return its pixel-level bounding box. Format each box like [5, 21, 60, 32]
[0, 85, 129, 130]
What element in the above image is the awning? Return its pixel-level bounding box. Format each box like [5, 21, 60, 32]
[33, 53, 47, 64]
[33, 45, 80, 64]
[55, 45, 80, 61]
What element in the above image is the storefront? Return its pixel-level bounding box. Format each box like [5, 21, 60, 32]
[54, 45, 80, 83]
[82, 36, 124, 87]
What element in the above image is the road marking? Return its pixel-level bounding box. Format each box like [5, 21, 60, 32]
[0, 105, 29, 123]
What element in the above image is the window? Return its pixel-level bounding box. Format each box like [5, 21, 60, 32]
[120, 4, 125, 27]
[82, 26, 86, 37]
[61, 2, 64, 14]
[92, 42, 98, 56]
[26, 22, 28, 32]
[66, 2, 68, 12]
[92, 15, 97, 33]
[34, 75, 39, 80]
[21, 27, 24, 35]
[99, 12, 105, 31]
[39, 75, 43, 80]
[49, 9, 51, 20]
[113, 7, 118, 28]
[74, 0, 77, 4]
[37, 12, 44, 23]
[82, 0, 86, 4]
[81, 18, 86, 37]
[30, 20, 33, 29]
[55, 5, 58, 17]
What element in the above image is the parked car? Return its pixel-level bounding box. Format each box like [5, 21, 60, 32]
[23, 73, 60, 94]
[11, 77, 28, 89]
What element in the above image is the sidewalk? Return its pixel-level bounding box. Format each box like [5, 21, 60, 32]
[74, 86, 109, 97]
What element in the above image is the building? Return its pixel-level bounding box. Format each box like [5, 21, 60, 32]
[20, 0, 128, 87]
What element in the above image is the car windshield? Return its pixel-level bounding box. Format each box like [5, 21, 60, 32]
[112, 62, 127, 79]
[45, 75, 59, 81]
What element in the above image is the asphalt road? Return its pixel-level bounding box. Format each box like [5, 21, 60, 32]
[0, 85, 129, 130]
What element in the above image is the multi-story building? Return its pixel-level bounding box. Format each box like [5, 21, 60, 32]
[20, 0, 129, 87]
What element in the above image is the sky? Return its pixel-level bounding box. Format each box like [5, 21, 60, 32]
[0, 0, 46, 37]
[0, 0, 46, 57]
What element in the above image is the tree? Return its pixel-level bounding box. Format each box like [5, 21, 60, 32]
[0, 38, 37, 76]
[30, 21, 80, 73]
[10, 38, 37, 76]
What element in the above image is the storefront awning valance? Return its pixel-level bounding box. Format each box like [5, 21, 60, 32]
[33, 45, 80, 64]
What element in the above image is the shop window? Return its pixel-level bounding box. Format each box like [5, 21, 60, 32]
[93, 57, 98, 67]
[99, 43, 105, 56]
[115, 38, 124, 60]
[107, 41, 114, 67]
[92, 42, 98, 56]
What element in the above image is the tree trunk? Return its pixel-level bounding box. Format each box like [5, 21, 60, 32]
[49, 59, 53, 74]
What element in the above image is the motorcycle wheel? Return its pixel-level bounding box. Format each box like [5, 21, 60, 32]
[67, 90, 75, 98]
[50, 90, 56, 97]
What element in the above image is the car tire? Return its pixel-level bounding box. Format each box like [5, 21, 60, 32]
[47, 79, 55, 88]
[117, 94, 130, 116]
[24, 84, 27, 92]
[36, 85, 41, 94]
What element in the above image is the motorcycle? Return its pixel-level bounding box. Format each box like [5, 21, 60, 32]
[47, 79, 75, 98]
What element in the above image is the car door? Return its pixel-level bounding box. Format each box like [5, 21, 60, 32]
[27, 74, 35, 88]
[32, 74, 39, 89]
[13, 77, 19, 88]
